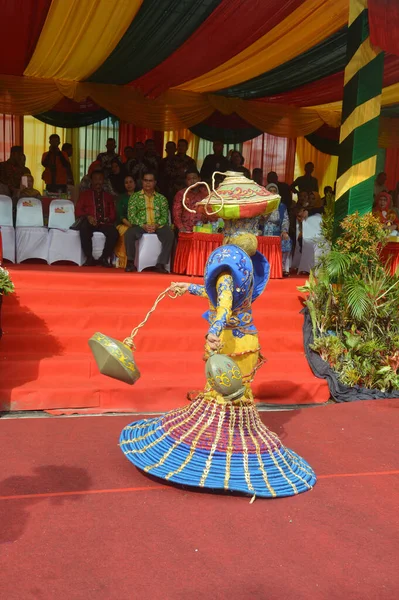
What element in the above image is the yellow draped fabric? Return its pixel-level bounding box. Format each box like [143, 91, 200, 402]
[23, 116, 67, 193]
[174, 0, 348, 93]
[163, 129, 200, 161]
[295, 137, 338, 193]
[24, 0, 143, 81]
[0, 76, 342, 137]
[308, 82, 399, 117]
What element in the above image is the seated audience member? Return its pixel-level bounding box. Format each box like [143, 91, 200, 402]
[126, 141, 149, 190]
[0, 145, 31, 196]
[114, 175, 136, 269]
[321, 185, 333, 206]
[291, 162, 319, 194]
[229, 150, 251, 178]
[123, 146, 135, 164]
[97, 138, 121, 178]
[200, 141, 230, 183]
[124, 172, 174, 274]
[173, 169, 208, 232]
[374, 171, 388, 198]
[171, 139, 197, 196]
[15, 174, 41, 200]
[252, 168, 264, 185]
[42, 134, 70, 193]
[144, 139, 161, 174]
[75, 170, 119, 268]
[109, 159, 127, 195]
[263, 183, 292, 277]
[372, 191, 399, 235]
[158, 141, 177, 207]
[79, 160, 114, 195]
[267, 171, 293, 211]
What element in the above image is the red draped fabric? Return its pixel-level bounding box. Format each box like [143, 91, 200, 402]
[173, 232, 193, 274]
[181, 233, 282, 278]
[242, 134, 296, 184]
[118, 122, 164, 156]
[258, 54, 399, 107]
[257, 236, 283, 279]
[0, 114, 23, 161]
[381, 243, 399, 275]
[369, 0, 399, 56]
[385, 148, 399, 191]
[131, 0, 305, 97]
[0, 0, 52, 75]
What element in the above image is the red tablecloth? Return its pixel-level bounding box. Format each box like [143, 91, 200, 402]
[186, 233, 223, 276]
[381, 242, 399, 275]
[173, 232, 282, 277]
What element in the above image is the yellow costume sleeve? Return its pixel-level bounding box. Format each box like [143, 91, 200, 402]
[208, 273, 234, 337]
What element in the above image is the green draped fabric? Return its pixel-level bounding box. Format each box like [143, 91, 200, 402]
[88, 0, 222, 85]
[190, 123, 261, 144]
[306, 133, 340, 155]
[219, 28, 348, 99]
[34, 109, 112, 128]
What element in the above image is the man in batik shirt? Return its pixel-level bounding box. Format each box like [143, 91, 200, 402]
[124, 172, 174, 274]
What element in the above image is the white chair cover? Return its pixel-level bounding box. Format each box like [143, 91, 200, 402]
[0, 226, 16, 263]
[92, 232, 106, 260]
[0, 197, 15, 262]
[15, 197, 48, 263]
[47, 200, 84, 265]
[16, 197, 44, 226]
[292, 214, 323, 273]
[135, 234, 170, 272]
[0, 195, 13, 226]
[48, 199, 75, 229]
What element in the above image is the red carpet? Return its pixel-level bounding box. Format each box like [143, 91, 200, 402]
[0, 264, 329, 413]
[0, 400, 398, 599]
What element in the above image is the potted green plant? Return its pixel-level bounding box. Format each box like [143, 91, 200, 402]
[0, 265, 15, 339]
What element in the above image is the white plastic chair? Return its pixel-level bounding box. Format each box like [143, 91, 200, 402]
[48, 200, 84, 266]
[16, 197, 48, 263]
[0, 195, 15, 262]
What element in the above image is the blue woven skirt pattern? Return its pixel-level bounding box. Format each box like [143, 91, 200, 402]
[120, 398, 316, 498]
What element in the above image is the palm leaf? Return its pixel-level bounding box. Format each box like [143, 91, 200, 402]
[343, 279, 370, 321]
[326, 251, 351, 280]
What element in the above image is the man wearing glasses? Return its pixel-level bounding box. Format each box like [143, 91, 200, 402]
[124, 172, 174, 273]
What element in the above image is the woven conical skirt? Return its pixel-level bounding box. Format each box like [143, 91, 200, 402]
[120, 397, 316, 498]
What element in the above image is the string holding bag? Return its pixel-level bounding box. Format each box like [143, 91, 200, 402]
[88, 286, 185, 385]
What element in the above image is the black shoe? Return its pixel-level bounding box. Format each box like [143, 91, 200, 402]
[99, 257, 112, 268]
[125, 261, 137, 273]
[83, 257, 96, 267]
[283, 271, 290, 278]
[155, 263, 169, 274]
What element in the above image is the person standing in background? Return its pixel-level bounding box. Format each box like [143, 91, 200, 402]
[171, 139, 196, 197]
[158, 141, 177, 210]
[267, 171, 293, 212]
[290, 162, 319, 194]
[200, 141, 230, 183]
[41, 134, 70, 194]
[374, 172, 388, 197]
[97, 138, 121, 178]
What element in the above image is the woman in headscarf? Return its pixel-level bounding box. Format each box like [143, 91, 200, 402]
[262, 182, 292, 276]
[114, 175, 136, 268]
[109, 159, 127, 196]
[372, 191, 399, 235]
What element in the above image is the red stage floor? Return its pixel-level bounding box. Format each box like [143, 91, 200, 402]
[0, 400, 398, 599]
[0, 264, 329, 413]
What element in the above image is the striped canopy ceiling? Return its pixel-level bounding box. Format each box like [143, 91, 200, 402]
[0, 0, 398, 143]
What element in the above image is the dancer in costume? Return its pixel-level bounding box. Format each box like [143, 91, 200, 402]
[120, 173, 316, 498]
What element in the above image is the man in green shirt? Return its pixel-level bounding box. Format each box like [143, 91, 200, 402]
[125, 172, 174, 273]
